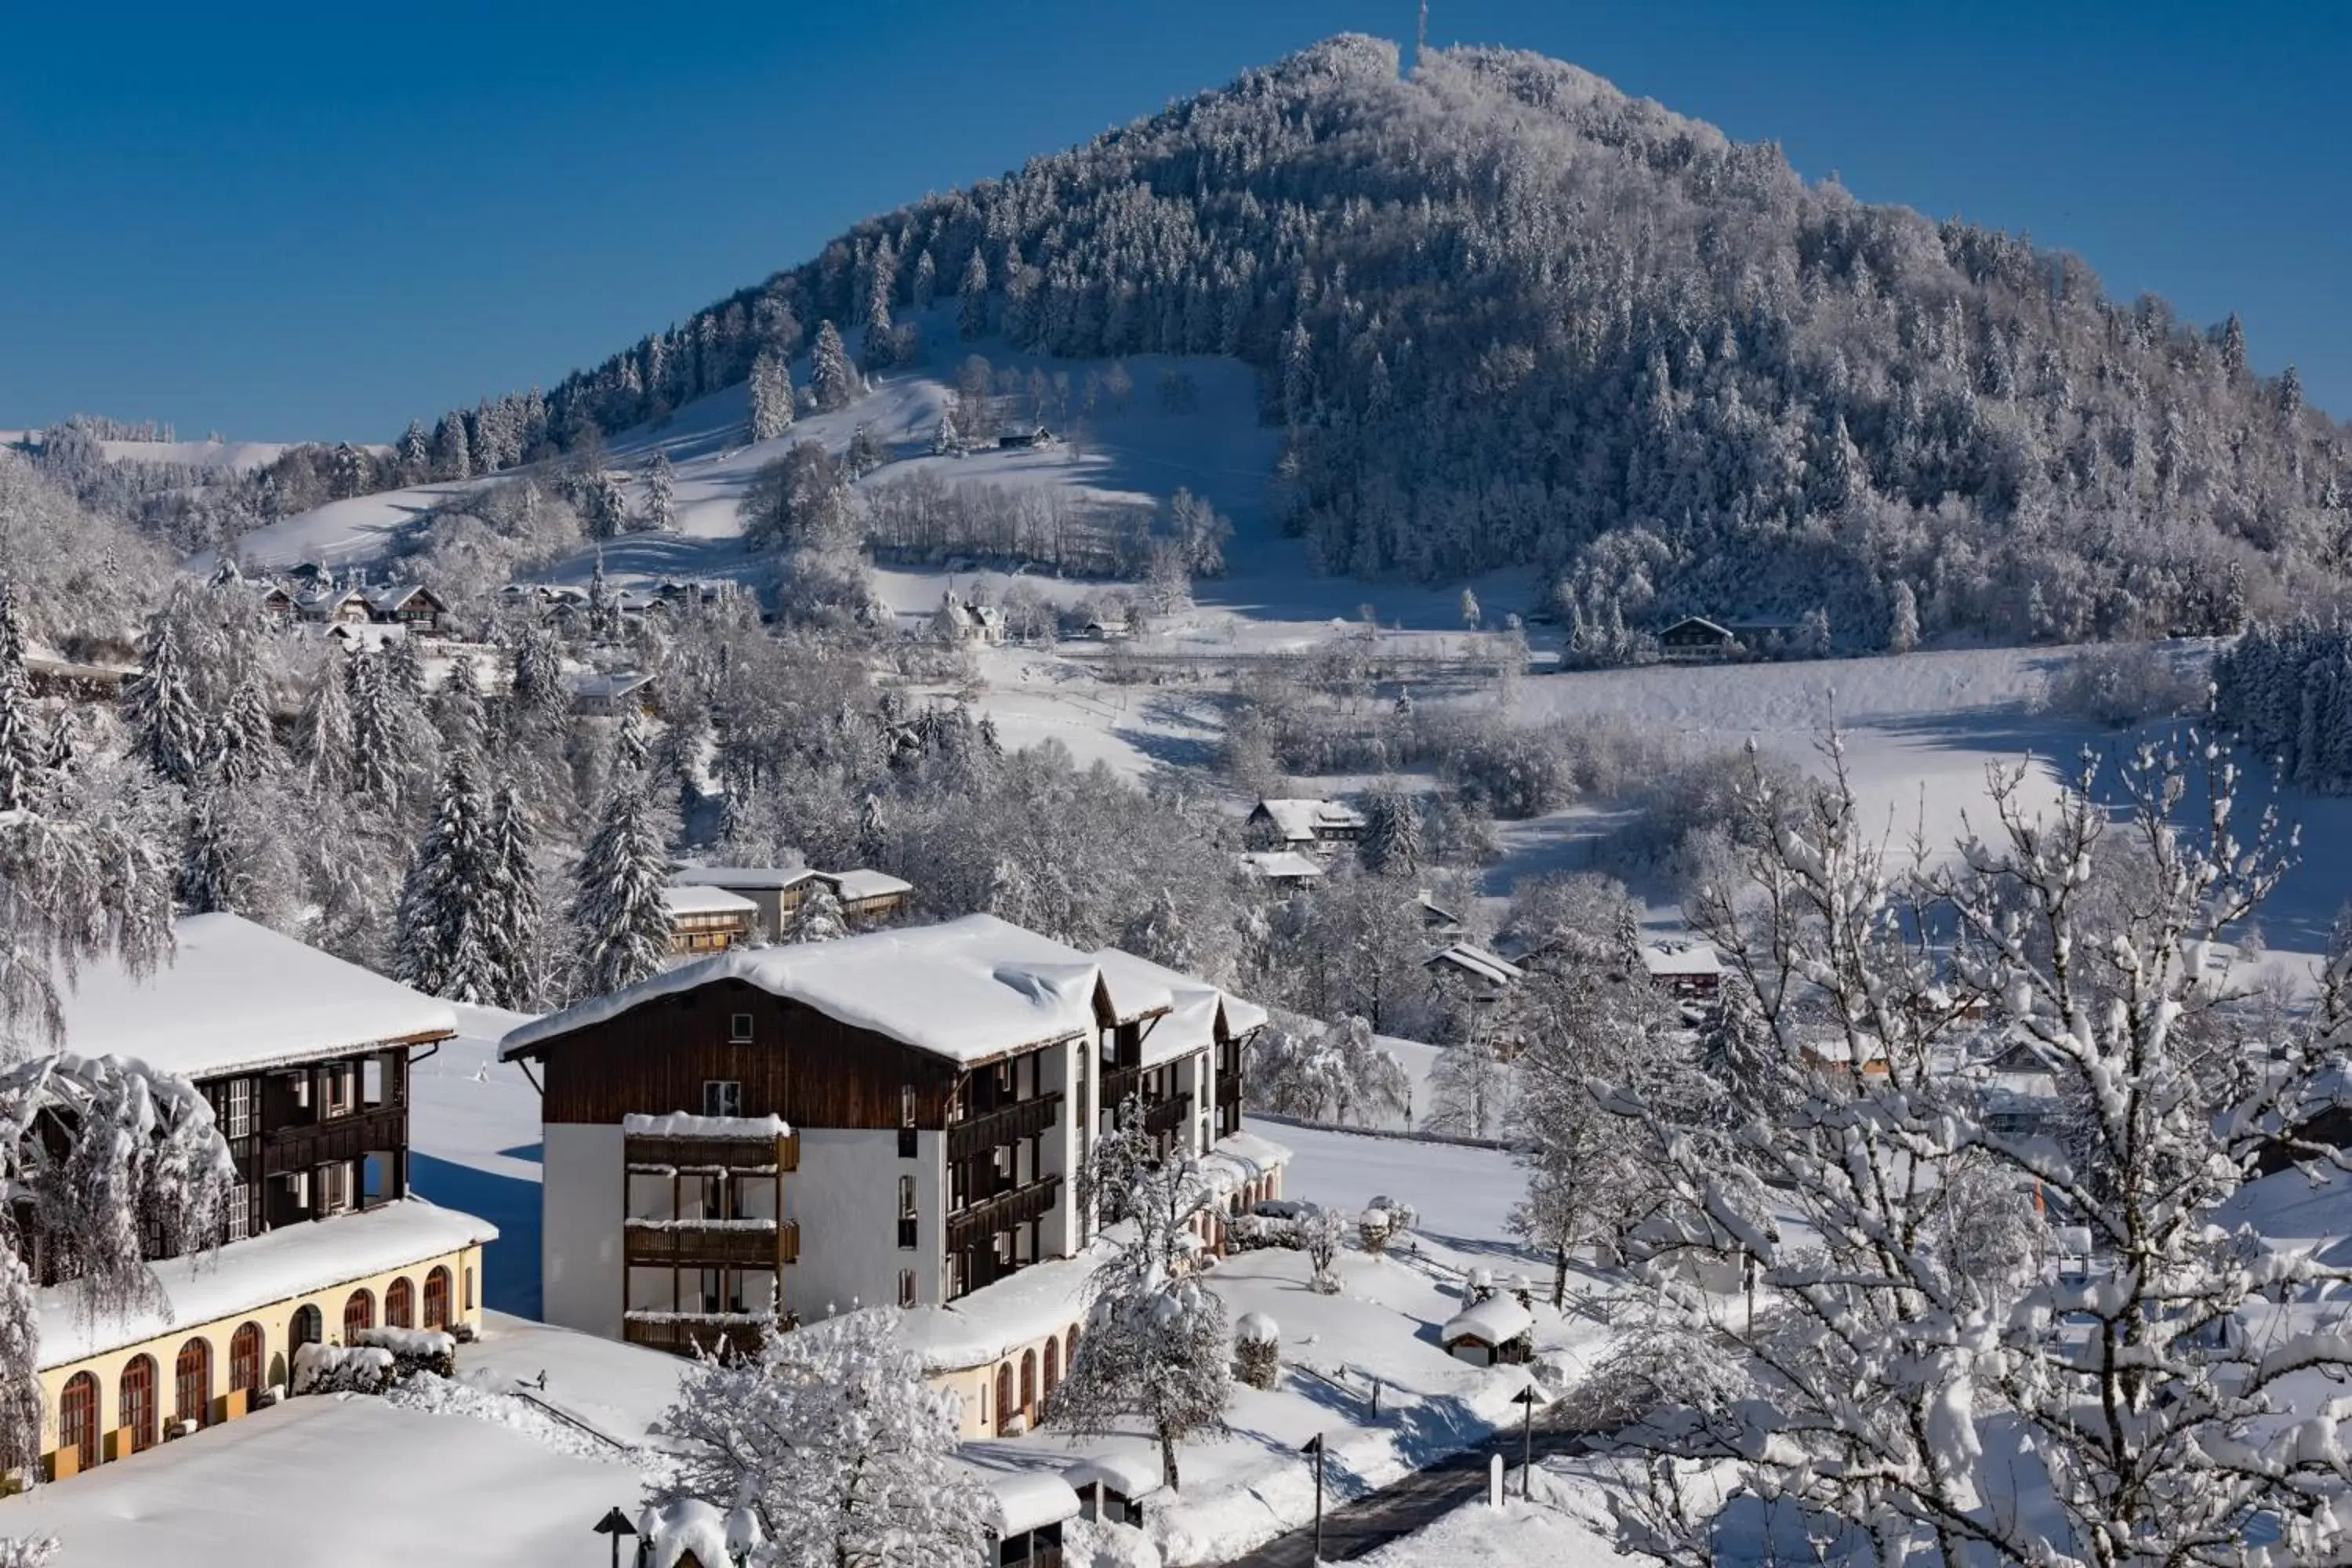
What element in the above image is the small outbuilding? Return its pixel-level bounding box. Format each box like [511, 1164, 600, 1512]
[985, 1469, 1083, 1568]
[1439, 1296, 1535, 1367]
[1064, 1450, 1165, 1530]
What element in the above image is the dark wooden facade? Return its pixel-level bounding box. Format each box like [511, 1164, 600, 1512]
[520, 978, 1091, 1308]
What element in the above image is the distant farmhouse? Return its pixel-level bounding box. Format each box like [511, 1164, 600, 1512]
[1245, 797, 1369, 854]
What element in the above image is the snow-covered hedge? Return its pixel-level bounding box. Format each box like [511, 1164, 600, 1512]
[292, 1342, 397, 1396]
[353, 1326, 458, 1379]
[1233, 1312, 1280, 1391]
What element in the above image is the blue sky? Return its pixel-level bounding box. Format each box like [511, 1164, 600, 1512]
[2, 2, 2345, 441]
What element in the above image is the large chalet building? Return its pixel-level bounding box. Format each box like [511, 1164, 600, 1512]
[499, 913, 1286, 1438]
[27, 913, 493, 1480]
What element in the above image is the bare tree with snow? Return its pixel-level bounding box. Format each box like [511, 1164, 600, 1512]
[1596, 732, 2352, 1567]
[1053, 1113, 1232, 1490]
[646, 1308, 993, 1568]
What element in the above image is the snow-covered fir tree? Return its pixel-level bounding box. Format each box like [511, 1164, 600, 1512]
[391, 760, 498, 1003]
[506, 622, 568, 727]
[612, 705, 652, 779]
[481, 783, 543, 1010]
[210, 663, 280, 789]
[292, 653, 353, 797]
[1356, 786, 1421, 877]
[346, 651, 409, 805]
[748, 347, 796, 442]
[808, 321, 857, 413]
[645, 1308, 992, 1568]
[956, 249, 989, 340]
[1054, 1114, 1232, 1490]
[641, 452, 677, 532]
[122, 619, 205, 786]
[568, 779, 673, 998]
[430, 650, 486, 757]
[0, 580, 45, 814]
[788, 880, 848, 943]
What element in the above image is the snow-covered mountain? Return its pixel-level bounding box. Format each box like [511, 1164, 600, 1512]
[373, 34, 2347, 649]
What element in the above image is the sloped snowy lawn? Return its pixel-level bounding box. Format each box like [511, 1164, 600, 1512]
[971, 1123, 1632, 1566]
[0, 1396, 641, 1568]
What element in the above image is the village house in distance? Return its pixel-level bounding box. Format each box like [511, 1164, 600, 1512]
[27, 913, 493, 1480]
[499, 913, 1286, 1439]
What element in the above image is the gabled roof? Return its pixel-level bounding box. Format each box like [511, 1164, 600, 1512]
[1427, 943, 1526, 989]
[1640, 938, 1722, 978]
[297, 586, 368, 614]
[671, 865, 818, 893]
[662, 885, 758, 918]
[50, 912, 456, 1080]
[365, 583, 441, 613]
[569, 670, 655, 701]
[1658, 615, 1734, 639]
[504, 914, 1160, 1068]
[1089, 946, 1267, 1063]
[1250, 797, 1366, 841]
[1440, 1295, 1534, 1347]
[814, 868, 914, 902]
[1239, 850, 1323, 882]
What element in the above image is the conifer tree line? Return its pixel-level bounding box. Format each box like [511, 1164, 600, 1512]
[2212, 619, 2352, 793]
[376, 36, 2351, 652]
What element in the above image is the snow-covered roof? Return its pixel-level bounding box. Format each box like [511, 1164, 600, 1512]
[1090, 946, 1259, 1058]
[637, 1497, 760, 1568]
[363, 583, 438, 613]
[815, 868, 914, 902]
[506, 915, 1116, 1067]
[1427, 943, 1525, 989]
[904, 1240, 1102, 1372]
[1239, 850, 1323, 882]
[297, 586, 367, 612]
[662, 884, 759, 919]
[1640, 938, 1722, 978]
[53, 912, 457, 1079]
[1440, 1296, 1534, 1348]
[985, 1470, 1083, 1535]
[38, 1199, 494, 1370]
[1251, 798, 1365, 841]
[1062, 1450, 1165, 1500]
[622, 1112, 792, 1139]
[568, 670, 655, 700]
[1200, 1129, 1292, 1197]
[670, 864, 817, 892]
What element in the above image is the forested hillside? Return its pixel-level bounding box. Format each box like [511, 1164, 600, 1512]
[401, 34, 2351, 646]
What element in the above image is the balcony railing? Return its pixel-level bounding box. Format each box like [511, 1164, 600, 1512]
[624, 1131, 799, 1172]
[624, 1218, 799, 1269]
[1141, 1093, 1194, 1137]
[946, 1175, 1062, 1253]
[948, 1091, 1061, 1160]
[623, 1316, 765, 1359]
[261, 1104, 405, 1176]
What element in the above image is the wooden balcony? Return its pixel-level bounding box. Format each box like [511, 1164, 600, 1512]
[261, 1104, 405, 1176]
[624, 1131, 799, 1172]
[946, 1175, 1062, 1253]
[624, 1219, 798, 1269]
[1141, 1093, 1193, 1138]
[623, 1316, 764, 1360]
[949, 1092, 1061, 1160]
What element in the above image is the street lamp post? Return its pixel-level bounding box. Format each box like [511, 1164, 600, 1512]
[1511, 1386, 1540, 1501]
[593, 1505, 638, 1568]
[1301, 1432, 1326, 1562]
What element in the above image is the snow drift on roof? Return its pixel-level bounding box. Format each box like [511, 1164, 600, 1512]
[1640, 938, 1722, 976]
[38, 1199, 493, 1370]
[661, 884, 758, 917]
[1428, 942, 1526, 988]
[670, 864, 815, 891]
[983, 1469, 1083, 1534]
[1240, 849, 1324, 881]
[505, 915, 1112, 1065]
[53, 912, 457, 1079]
[1441, 1295, 1534, 1347]
[815, 868, 914, 901]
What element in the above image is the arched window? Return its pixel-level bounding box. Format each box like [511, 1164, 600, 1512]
[386, 1276, 415, 1329]
[1043, 1338, 1060, 1402]
[1066, 1323, 1081, 1369]
[994, 1364, 1014, 1436]
[423, 1266, 452, 1330]
[1020, 1350, 1036, 1417]
[343, 1289, 374, 1341]
[290, 1304, 323, 1349]
[175, 1338, 212, 1429]
[230, 1323, 263, 1395]
[58, 1372, 99, 1473]
[119, 1355, 158, 1454]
